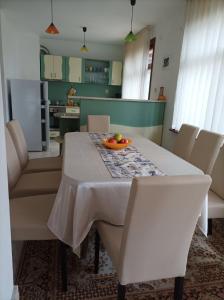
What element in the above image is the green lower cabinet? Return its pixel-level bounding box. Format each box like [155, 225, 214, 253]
[59, 118, 80, 136]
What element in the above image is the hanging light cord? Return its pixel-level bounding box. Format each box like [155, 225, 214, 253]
[51, 0, 53, 23]
[84, 31, 86, 45]
[130, 5, 134, 32]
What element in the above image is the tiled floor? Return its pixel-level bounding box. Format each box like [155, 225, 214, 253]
[29, 140, 60, 159]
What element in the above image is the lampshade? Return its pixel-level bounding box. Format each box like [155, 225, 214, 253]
[80, 45, 89, 53]
[125, 31, 137, 43]
[45, 22, 59, 34]
[45, 0, 59, 35]
[80, 27, 89, 52]
[125, 0, 137, 43]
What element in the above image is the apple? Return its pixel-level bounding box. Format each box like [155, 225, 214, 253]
[108, 138, 117, 144]
[120, 138, 129, 144]
[114, 133, 123, 142]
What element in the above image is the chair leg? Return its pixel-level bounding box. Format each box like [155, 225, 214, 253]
[117, 283, 126, 300]
[174, 277, 184, 300]
[59, 241, 67, 292]
[80, 234, 89, 259]
[94, 231, 100, 274]
[208, 219, 212, 235]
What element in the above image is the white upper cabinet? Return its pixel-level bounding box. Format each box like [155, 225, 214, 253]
[111, 61, 122, 86]
[43, 55, 53, 80]
[68, 57, 82, 83]
[53, 56, 63, 80]
[43, 55, 64, 80]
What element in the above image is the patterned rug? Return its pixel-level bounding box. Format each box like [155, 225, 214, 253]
[16, 220, 224, 299]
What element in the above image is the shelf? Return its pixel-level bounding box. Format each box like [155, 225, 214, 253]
[85, 71, 108, 74]
[83, 58, 110, 86]
[84, 82, 108, 85]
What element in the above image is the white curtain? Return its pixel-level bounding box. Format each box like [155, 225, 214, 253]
[122, 26, 150, 100]
[172, 0, 224, 133]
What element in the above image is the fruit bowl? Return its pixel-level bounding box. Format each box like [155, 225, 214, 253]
[102, 138, 132, 150]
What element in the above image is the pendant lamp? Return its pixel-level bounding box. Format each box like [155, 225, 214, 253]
[125, 0, 137, 43]
[80, 27, 89, 52]
[45, 0, 59, 34]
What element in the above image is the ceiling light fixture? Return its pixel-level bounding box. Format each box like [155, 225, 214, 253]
[80, 27, 89, 52]
[45, 0, 59, 35]
[125, 0, 137, 43]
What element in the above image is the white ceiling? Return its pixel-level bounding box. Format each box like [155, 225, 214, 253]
[1, 0, 186, 45]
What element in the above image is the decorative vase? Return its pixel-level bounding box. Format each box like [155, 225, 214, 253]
[158, 87, 167, 101]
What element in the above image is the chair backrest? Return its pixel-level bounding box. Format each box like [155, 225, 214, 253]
[189, 130, 224, 174]
[5, 127, 22, 189]
[87, 115, 110, 133]
[211, 146, 224, 199]
[7, 120, 28, 169]
[173, 124, 199, 161]
[118, 175, 211, 285]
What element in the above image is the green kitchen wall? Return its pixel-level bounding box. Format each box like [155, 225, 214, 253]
[79, 99, 166, 127]
[48, 81, 121, 105]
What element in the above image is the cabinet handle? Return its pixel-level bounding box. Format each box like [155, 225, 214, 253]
[79, 77, 80, 82]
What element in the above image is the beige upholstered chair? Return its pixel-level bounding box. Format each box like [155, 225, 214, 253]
[208, 146, 224, 234]
[189, 130, 224, 174]
[95, 175, 211, 300]
[5, 127, 61, 198]
[173, 124, 199, 161]
[7, 120, 62, 174]
[10, 194, 56, 240]
[87, 115, 110, 133]
[10, 193, 67, 291]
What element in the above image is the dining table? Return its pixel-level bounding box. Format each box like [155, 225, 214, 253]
[48, 132, 207, 254]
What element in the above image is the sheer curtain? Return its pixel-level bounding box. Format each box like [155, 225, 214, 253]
[172, 0, 224, 133]
[122, 26, 150, 100]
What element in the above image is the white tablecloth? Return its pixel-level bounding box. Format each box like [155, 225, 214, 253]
[48, 133, 206, 252]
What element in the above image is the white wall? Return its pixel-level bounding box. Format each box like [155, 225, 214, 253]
[0, 10, 40, 119]
[1, 12, 40, 81]
[149, 3, 186, 150]
[40, 37, 123, 61]
[0, 15, 14, 300]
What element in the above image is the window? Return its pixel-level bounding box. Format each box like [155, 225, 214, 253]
[148, 38, 156, 99]
[122, 26, 152, 100]
[172, 0, 224, 134]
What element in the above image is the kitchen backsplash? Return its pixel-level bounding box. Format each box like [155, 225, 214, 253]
[48, 81, 121, 105]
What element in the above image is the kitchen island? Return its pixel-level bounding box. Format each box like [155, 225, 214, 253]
[75, 96, 166, 144]
[50, 97, 166, 144]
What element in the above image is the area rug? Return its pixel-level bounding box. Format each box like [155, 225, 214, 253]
[16, 220, 224, 299]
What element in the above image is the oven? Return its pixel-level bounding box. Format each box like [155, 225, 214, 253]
[49, 106, 65, 137]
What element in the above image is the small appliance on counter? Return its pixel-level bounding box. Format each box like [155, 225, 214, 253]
[66, 106, 80, 114]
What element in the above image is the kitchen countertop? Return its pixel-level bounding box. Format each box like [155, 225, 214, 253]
[54, 112, 80, 119]
[73, 96, 165, 103]
[49, 97, 166, 107]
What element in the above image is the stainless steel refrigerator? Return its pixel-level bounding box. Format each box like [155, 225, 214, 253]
[8, 79, 49, 151]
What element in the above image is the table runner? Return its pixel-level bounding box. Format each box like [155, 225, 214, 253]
[89, 133, 164, 178]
